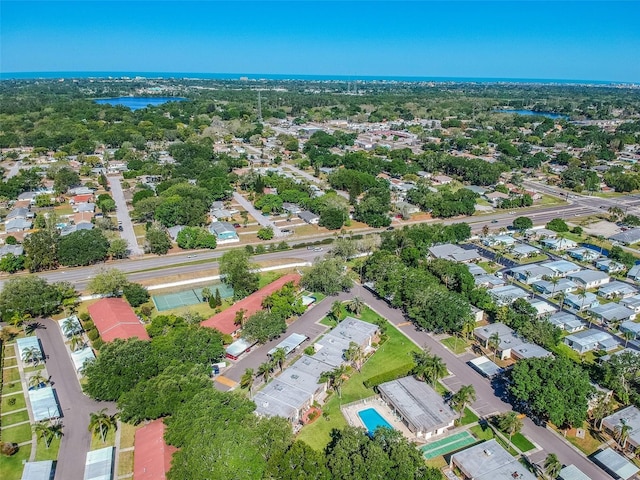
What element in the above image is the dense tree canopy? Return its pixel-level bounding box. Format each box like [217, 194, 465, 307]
[301, 257, 353, 295]
[58, 229, 110, 266]
[219, 249, 259, 299]
[0, 276, 76, 320]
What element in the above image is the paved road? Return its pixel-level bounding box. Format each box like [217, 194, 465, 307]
[108, 176, 144, 256]
[232, 192, 284, 237]
[6, 160, 23, 179]
[282, 162, 350, 201]
[36, 319, 116, 480]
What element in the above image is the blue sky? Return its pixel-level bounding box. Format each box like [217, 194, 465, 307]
[2, 1, 639, 82]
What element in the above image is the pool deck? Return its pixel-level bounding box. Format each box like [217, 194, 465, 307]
[341, 396, 421, 443]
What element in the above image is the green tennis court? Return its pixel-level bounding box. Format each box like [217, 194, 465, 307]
[152, 283, 234, 311]
[420, 431, 476, 460]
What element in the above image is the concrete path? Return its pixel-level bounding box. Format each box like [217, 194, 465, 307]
[36, 319, 116, 480]
[232, 192, 284, 237]
[108, 176, 144, 256]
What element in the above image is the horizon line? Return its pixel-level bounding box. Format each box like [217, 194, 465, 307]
[1, 71, 636, 85]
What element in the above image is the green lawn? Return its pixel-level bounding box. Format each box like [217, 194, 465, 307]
[34, 435, 61, 461]
[469, 423, 518, 456]
[441, 336, 471, 355]
[511, 432, 535, 452]
[119, 422, 137, 449]
[459, 408, 479, 426]
[2, 381, 23, 394]
[0, 444, 31, 480]
[3, 367, 21, 383]
[297, 313, 420, 450]
[1, 393, 26, 412]
[1, 422, 33, 443]
[90, 426, 116, 449]
[118, 450, 135, 477]
[478, 261, 500, 274]
[1, 409, 29, 425]
[258, 271, 284, 289]
[4, 357, 17, 367]
[320, 317, 338, 327]
[551, 343, 598, 364]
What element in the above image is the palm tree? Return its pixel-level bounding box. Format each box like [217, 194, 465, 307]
[233, 308, 246, 327]
[22, 346, 42, 366]
[33, 421, 63, 449]
[543, 453, 562, 479]
[550, 276, 560, 296]
[201, 287, 212, 302]
[623, 330, 635, 347]
[414, 351, 448, 387]
[62, 316, 82, 337]
[451, 385, 476, 424]
[320, 365, 348, 399]
[578, 288, 588, 311]
[257, 360, 274, 384]
[344, 341, 365, 372]
[271, 348, 287, 372]
[70, 335, 86, 352]
[345, 297, 365, 316]
[488, 332, 501, 361]
[591, 392, 614, 431]
[330, 301, 343, 322]
[88, 409, 116, 444]
[496, 411, 523, 445]
[616, 418, 632, 450]
[462, 315, 476, 340]
[240, 368, 255, 396]
[28, 372, 47, 390]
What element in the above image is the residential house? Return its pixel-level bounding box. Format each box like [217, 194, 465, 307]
[450, 439, 536, 480]
[567, 248, 601, 262]
[592, 448, 639, 480]
[602, 406, 640, 453]
[564, 329, 618, 353]
[282, 203, 302, 214]
[525, 299, 557, 317]
[621, 294, 640, 313]
[567, 270, 610, 289]
[298, 211, 320, 225]
[540, 237, 578, 251]
[433, 175, 452, 185]
[482, 235, 516, 247]
[0, 244, 24, 258]
[598, 281, 638, 299]
[589, 303, 636, 325]
[563, 292, 599, 311]
[543, 260, 582, 277]
[6, 207, 34, 222]
[509, 264, 554, 284]
[209, 221, 239, 243]
[610, 228, 640, 246]
[5, 218, 32, 233]
[378, 377, 456, 439]
[484, 191, 510, 206]
[627, 264, 640, 282]
[595, 258, 626, 274]
[467, 263, 487, 277]
[531, 278, 577, 296]
[69, 194, 94, 205]
[525, 227, 557, 240]
[547, 311, 584, 333]
[620, 321, 640, 339]
[428, 244, 481, 263]
[73, 202, 96, 214]
[474, 323, 549, 360]
[87, 298, 150, 342]
[474, 274, 506, 289]
[511, 244, 540, 259]
[489, 285, 530, 306]
[167, 226, 185, 242]
[68, 186, 95, 196]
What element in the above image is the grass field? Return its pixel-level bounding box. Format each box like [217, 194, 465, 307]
[441, 336, 471, 354]
[3, 367, 21, 383]
[2, 409, 29, 425]
[2, 382, 23, 394]
[90, 426, 116, 450]
[511, 432, 535, 452]
[0, 443, 31, 480]
[118, 451, 135, 476]
[469, 423, 518, 456]
[1, 422, 33, 443]
[1, 393, 26, 412]
[119, 422, 137, 449]
[552, 422, 603, 455]
[459, 408, 479, 426]
[297, 309, 420, 450]
[34, 435, 61, 461]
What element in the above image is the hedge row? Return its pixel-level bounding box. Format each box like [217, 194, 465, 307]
[363, 363, 414, 389]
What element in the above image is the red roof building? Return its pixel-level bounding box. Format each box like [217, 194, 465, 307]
[70, 194, 94, 205]
[88, 298, 150, 342]
[201, 273, 301, 335]
[133, 419, 177, 480]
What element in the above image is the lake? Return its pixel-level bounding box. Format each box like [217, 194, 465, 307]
[493, 109, 567, 119]
[94, 97, 186, 110]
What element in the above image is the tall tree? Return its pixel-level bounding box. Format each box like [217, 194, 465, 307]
[451, 385, 476, 423]
[543, 453, 562, 479]
[88, 409, 117, 443]
[496, 411, 523, 445]
[88, 268, 127, 297]
[240, 368, 255, 396]
[33, 421, 63, 449]
[219, 250, 259, 299]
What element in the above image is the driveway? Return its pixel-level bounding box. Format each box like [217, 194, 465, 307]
[232, 192, 284, 237]
[108, 176, 144, 256]
[36, 319, 116, 480]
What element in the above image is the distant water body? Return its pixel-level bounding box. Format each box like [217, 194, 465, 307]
[493, 109, 568, 119]
[0, 71, 625, 85]
[94, 97, 186, 110]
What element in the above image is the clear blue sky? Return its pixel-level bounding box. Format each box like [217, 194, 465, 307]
[2, 1, 639, 82]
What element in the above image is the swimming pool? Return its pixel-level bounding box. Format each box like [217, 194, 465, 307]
[357, 407, 393, 434]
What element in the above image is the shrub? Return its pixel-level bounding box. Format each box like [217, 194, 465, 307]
[8, 398, 16, 406]
[79, 312, 91, 323]
[304, 346, 315, 355]
[91, 338, 104, 351]
[0, 441, 19, 456]
[363, 363, 414, 389]
[82, 319, 95, 331]
[87, 329, 100, 341]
